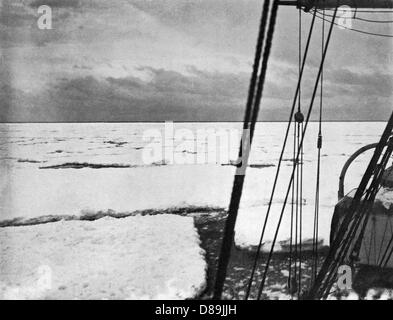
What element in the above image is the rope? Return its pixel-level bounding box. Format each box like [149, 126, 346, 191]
[297, 7, 304, 297]
[355, 17, 393, 23]
[244, 8, 317, 300]
[312, 11, 393, 38]
[290, 7, 305, 298]
[321, 176, 384, 297]
[213, 0, 275, 299]
[323, 9, 393, 13]
[321, 147, 392, 298]
[255, 7, 339, 300]
[351, 146, 392, 263]
[242, 0, 280, 298]
[379, 208, 393, 267]
[298, 115, 304, 296]
[376, 214, 390, 264]
[337, 142, 392, 276]
[311, 8, 325, 285]
[289, 129, 296, 296]
[380, 233, 393, 268]
[316, 9, 393, 23]
[289, 8, 304, 297]
[308, 112, 393, 299]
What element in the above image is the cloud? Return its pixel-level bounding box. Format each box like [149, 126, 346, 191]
[329, 68, 393, 98]
[29, 0, 81, 9]
[0, 1, 391, 122]
[2, 62, 391, 122]
[128, 0, 261, 55]
[1, 68, 251, 122]
[0, 5, 36, 28]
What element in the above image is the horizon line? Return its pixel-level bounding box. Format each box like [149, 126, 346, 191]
[0, 120, 388, 124]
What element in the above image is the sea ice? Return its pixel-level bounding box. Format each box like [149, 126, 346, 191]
[0, 214, 207, 300]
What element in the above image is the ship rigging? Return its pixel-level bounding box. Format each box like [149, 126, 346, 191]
[213, 0, 393, 300]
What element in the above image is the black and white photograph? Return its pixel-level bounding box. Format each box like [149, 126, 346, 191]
[0, 0, 393, 304]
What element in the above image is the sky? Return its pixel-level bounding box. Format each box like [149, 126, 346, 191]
[0, 0, 392, 122]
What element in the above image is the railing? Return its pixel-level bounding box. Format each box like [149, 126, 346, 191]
[338, 143, 378, 200]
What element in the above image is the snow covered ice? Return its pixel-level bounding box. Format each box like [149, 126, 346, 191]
[0, 121, 387, 299]
[0, 122, 385, 245]
[0, 214, 206, 300]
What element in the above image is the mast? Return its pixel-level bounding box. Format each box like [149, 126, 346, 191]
[279, 0, 393, 10]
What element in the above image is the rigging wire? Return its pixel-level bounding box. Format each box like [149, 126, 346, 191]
[290, 7, 305, 298]
[311, 11, 393, 38]
[323, 144, 393, 298]
[289, 6, 304, 298]
[350, 151, 391, 266]
[376, 213, 390, 264]
[343, 147, 391, 266]
[298, 112, 304, 297]
[241, 0, 280, 297]
[294, 117, 302, 297]
[244, 8, 318, 300]
[255, 7, 339, 300]
[212, 0, 272, 299]
[289, 125, 296, 295]
[380, 230, 393, 268]
[311, 8, 325, 286]
[308, 116, 393, 299]
[322, 9, 393, 13]
[325, 177, 386, 297]
[296, 6, 305, 298]
[316, 9, 393, 23]
[355, 16, 393, 23]
[379, 208, 393, 267]
[215, 0, 282, 299]
[213, 0, 393, 301]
